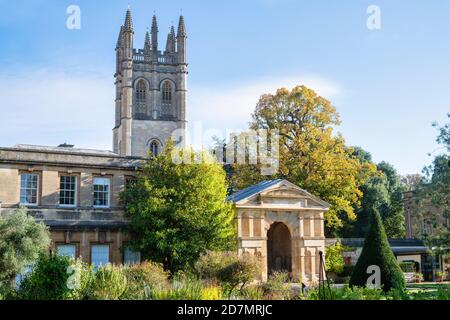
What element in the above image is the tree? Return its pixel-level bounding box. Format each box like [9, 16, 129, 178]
[121, 142, 235, 273]
[376, 162, 406, 238]
[416, 115, 450, 253]
[231, 86, 376, 236]
[0, 207, 50, 287]
[349, 208, 405, 292]
[342, 157, 406, 238]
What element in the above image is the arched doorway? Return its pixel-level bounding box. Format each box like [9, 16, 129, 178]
[267, 222, 292, 275]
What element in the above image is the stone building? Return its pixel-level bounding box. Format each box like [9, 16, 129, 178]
[0, 8, 187, 267]
[0, 9, 329, 284]
[113, 8, 187, 157]
[228, 180, 329, 284]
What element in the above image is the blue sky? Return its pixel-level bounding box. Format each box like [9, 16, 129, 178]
[0, 0, 449, 175]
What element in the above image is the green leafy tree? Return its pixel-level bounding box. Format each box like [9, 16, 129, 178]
[0, 207, 50, 287]
[416, 115, 450, 254]
[231, 86, 376, 236]
[342, 154, 406, 238]
[18, 254, 73, 300]
[325, 241, 345, 274]
[350, 208, 405, 292]
[121, 143, 235, 273]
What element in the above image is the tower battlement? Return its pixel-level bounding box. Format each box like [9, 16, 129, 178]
[113, 8, 188, 157]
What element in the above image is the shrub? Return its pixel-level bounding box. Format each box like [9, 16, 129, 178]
[307, 285, 385, 300]
[262, 272, 291, 300]
[67, 259, 94, 300]
[195, 251, 261, 295]
[200, 284, 223, 300]
[151, 273, 203, 300]
[89, 264, 127, 300]
[0, 207, 50, 287]
[325, 241, 345, 274]
[123, 261, 169, 300]
[17, 254, 73, 300]
[239, 285, 265, 300]
[399, 262, 415, 273]
[349, 208, 405, 292]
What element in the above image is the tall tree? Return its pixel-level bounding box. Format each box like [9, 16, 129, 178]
[0, 207, 50, 287]
[417, 115, 450, 253]
[121, 142, 235, 273]
[231, 86, 376, 236]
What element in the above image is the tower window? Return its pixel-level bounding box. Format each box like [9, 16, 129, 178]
[135, 79, 147, 116]
[150, 140, 160, 157]
[162, 81, 172, 104]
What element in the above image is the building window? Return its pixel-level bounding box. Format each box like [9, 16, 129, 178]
[20, 173, 39, 205]
[162, 81, 172, 104]
[91, 244, 110, 268]
[123, 247, 141, 265]
[56, 244, 77, 259]
[60, 176, 77, 207]
[150, 140, 160, 157]
[93, 177, 110, 208]
[135, 79, 147, 116]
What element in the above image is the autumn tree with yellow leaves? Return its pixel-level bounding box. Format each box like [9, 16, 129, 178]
[230, 85, 376, 236]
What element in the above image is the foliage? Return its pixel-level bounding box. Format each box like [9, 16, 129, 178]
[325, 241, 345, 274]
[0, 207, 51, 287]
[195, 251, 261, 295]
[350, 208, 405, 292]
[261, 272, 291, 300]
[399, 262, 415, 273]
[150, 273, 203, 300]
[123, 261, 169, 300]
[345, 159, 406, 238]
[415, 115, 450, 253]
[200, 284, 223, 300]
[239, 285, 265, 300]
[307, 285, 386, 300]
[89, 264, 127, 300]
[230, 85, 377, 235]
[121, 142, 235, 273]
[17, 254, 73, 300]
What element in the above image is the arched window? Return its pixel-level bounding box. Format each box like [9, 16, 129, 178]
[135, 80, 147, 116]
[150, 140, 160, 157]
[162, 81, 172, 104]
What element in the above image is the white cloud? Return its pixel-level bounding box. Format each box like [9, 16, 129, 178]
[187, 75, 342, 147]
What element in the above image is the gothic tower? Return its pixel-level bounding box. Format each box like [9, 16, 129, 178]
[113, 8, 188, 157]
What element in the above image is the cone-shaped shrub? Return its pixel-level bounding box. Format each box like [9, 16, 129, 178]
[349, 208, 405, 292]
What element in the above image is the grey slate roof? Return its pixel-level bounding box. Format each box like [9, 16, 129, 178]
[334, 238, 430, 255]
[226, 179, 283, 203]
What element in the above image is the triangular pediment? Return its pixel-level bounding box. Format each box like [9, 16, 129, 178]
[233, 180, 330, 210]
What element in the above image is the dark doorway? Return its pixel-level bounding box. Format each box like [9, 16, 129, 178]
[267, 222, 292, 275]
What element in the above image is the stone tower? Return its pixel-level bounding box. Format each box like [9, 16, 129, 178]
[113, 8, 188, 157]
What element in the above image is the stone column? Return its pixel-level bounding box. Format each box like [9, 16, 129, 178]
[300, 247, 306, 282]
[237, 210, 243, 256]
[319, 213, 325, 237]
[248, 212, 254, 238]
[310, 215, 315, 237]
[299, 215, 304, 237]
[310, 248, 316, 282]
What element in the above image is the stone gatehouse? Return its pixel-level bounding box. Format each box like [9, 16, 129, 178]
[228, 180, 329, 285]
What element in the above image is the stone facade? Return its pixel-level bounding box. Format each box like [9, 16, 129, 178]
[228, 180, 329, 285]
[113, 9, 188, 157]
[0, 145, 141, 265]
